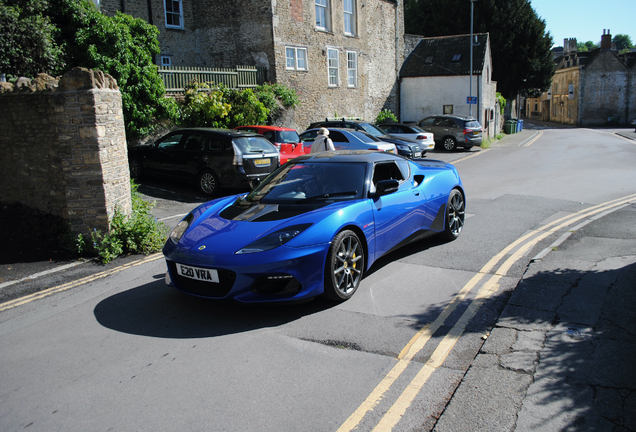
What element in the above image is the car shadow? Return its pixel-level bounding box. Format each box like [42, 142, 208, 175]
[135, 177, 248, 204]
[93, 277, 335, 339]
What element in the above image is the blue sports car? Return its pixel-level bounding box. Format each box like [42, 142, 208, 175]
[163, 151, 465, 303]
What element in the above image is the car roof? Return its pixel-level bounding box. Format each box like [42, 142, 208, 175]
[172, 127, 263, 138]
[290, 150, 405, 164]
[235, 125, 297, 132]
[428, 114, 477, 121]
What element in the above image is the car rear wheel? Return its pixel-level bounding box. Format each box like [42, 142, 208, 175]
[129, 158, 144, 179]
[323, 230, 364, 301]
[443, 137, 457, 151]
[197, 170, 218, 196]
[441, 189, 465, 241]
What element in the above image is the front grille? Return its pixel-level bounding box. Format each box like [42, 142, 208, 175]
[167, 261, 236, 298]
[251, 275, 302, 296]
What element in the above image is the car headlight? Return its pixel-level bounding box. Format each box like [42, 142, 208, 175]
[396, 145, 410, 151]
[236, 223, 312, 254]
[169, 213, 194, 244]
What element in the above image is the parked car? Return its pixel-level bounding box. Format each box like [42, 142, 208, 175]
[163, 150, 465, 303]
[377, 123, 435, 154]
[299, 128, 397, 154]
[128, 128, 279, 196]
[234, 125, 303, 164]
[417, 114, 483, 151]
[307, 119, 422, 158]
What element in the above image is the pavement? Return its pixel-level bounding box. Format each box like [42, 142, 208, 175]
[1, 120, 635, 431]
[432, 120, 636, 432]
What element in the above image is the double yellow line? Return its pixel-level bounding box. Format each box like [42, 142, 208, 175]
[338, 193, 636, 432]
[0, 253, 163, 313]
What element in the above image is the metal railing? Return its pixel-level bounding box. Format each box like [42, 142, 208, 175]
[159, 65, 268, 94]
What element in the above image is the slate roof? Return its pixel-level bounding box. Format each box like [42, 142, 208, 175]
[400, 33, 489, 78]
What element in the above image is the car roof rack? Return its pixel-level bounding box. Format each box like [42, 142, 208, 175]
[325, 116, 362, 121]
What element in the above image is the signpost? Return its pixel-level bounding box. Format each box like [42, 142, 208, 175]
[467, 96, 477, 104]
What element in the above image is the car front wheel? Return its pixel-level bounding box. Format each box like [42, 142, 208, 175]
[129, 158, 144, 179]
[323, 230, 364, 301]
[197, 170, 218, 195]
[443, 137, 457, 151]
[441, 189, 465, 241]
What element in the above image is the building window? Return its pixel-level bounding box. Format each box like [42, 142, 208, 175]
[328, 48, 339, 87]
[286, 47, 308, 71]
[347, 51, 357, 87]
[344, 0, 356, 35]
[161, 56, 172, 67]
[164, 0, 183, 29]
[444, 105, 453, 114]
[315, 0, 330, 31]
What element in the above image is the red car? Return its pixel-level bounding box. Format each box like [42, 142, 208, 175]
[234, 125, 304, 164]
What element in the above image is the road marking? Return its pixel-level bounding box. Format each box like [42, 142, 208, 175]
[521, 130, 543, 146]
[0, 253, 163, 312]
[0, 261, 86, 291]
[338, 193, 636, 432]
[451, 148, 491, 164]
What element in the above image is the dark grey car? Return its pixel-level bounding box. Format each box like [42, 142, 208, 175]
[418, 115, 483, 151]
[128, 128, 279, 195]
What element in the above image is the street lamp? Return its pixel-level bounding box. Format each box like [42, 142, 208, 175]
[469, 0, 477, 117]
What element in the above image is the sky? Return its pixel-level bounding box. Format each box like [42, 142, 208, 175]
[529, 0, 635, 48]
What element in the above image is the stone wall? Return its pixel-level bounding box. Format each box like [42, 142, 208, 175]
[0, 68, 132, 235]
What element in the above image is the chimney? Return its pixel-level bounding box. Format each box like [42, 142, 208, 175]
[601, 29, 612, 50]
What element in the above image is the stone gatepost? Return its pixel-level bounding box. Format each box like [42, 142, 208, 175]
[0, 67, 132, 235]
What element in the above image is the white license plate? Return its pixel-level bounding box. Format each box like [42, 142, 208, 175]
[254, 158, 271, 166]
[176, 263, 219, 283]
[414, 152, 422, 158]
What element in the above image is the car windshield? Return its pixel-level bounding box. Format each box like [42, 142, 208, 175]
[350, 131, 381, 143]
[277, 131, 300, 143]
[243, 162, 367, 204]
[358, 123, 386, 137]
[233, 136, 277, 153]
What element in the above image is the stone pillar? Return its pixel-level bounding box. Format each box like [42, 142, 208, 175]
[0, 67, 132, 236]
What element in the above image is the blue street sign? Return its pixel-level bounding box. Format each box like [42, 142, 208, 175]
[467, 96, 477, 104]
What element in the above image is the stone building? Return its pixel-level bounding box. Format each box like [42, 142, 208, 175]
[400, 33, 500, 139]
[97, 0, 404, 130]
[526, 30, 636, 126]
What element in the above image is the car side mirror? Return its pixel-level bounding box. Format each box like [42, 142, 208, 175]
[372, 179, 400, 197]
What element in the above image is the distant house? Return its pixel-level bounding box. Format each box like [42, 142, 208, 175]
[98, 0, 405, 131]
[400, 33, 499, 138]
[526, 30, 636, 126]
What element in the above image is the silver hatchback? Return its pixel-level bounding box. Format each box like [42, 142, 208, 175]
[418, 115, 483, 151]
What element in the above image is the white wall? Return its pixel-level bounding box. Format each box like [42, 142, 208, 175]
[400, 75, 479, 122]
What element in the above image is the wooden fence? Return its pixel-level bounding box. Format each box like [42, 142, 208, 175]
[159, 65, 268, 94]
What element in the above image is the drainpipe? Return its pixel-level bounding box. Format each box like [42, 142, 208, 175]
[120, 0, 125, 13]
[395, 0, 401, 120]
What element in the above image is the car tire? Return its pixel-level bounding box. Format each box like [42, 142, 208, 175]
[129, 158, 144, 179]
[197, 170, 218, 196]
[323, 229, 364, 301]
[443, 137, 457, 151]
[441, 189, 465, 241]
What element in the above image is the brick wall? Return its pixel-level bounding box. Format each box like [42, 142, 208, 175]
[0, 68, 132, 236]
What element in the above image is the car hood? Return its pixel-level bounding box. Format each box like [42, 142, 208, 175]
[176, 197, 357, 254]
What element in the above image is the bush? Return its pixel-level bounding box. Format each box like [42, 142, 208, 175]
[376, 109, 398, 124]
[88, 180, 168, 264]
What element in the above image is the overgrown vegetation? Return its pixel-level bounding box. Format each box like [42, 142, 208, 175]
[375, 109, 398, 124]
[84, 180, 168, 264]
[177, 81, 300, 128]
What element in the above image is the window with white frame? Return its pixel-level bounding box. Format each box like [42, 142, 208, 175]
[164, 0, 183, 29]
[161, 56, 172, 67]
[328, 48, 339, 87]
[285, 47, 308, 71]
[315, 0, 330, 31]
[347, 51, 357, 87]
[344, 0, 356, 35]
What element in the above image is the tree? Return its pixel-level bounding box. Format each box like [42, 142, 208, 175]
[577, 41, 599, 52]
[0, 0, 65, 77]
[0, 0, 175, 139]
[404, 0, 554, 99]
[613, 34, 634, 53]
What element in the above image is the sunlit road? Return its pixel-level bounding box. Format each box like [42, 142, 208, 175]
[1, 123, 635, 431]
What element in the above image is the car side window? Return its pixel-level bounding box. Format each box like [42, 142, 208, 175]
[445, 119, 458, 128]
[372, 162, 405, 186]
[208, 137, 225, 152]
[156, 133, 185, 150]
[420, 117, 435, 126]
[184, 134, 206, 151]
[384, 125, 401, 134]
[329, 130, 348, 143]
[263, 131, 275, 142]
[300, 130, 318, 142]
